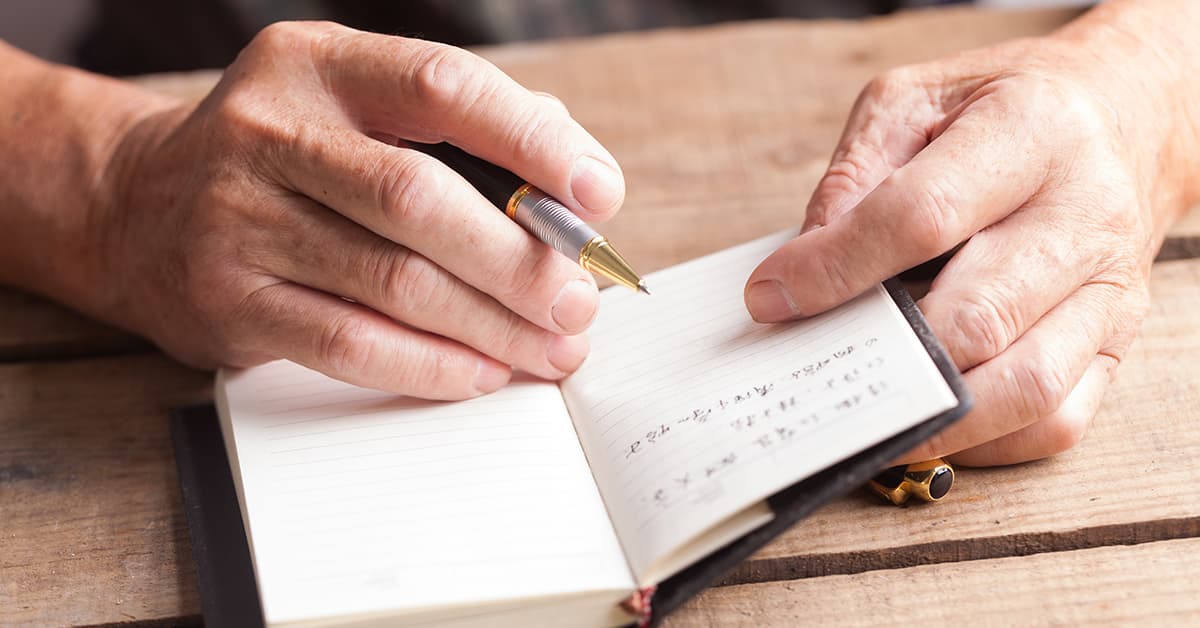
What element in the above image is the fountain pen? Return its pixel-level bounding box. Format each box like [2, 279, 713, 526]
[409, 142, 649, 294]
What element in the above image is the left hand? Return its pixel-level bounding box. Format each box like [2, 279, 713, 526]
[743, 22, 1197, 465]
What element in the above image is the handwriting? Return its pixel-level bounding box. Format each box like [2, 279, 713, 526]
[621, 338, 884, 460]
[642, 372, 893, 510]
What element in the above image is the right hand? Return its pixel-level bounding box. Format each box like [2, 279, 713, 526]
[91, 22, 626, 399]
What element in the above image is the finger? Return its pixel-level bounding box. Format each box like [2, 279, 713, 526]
[258, 195, 590, 379]
[319, 28, 623, 220]
[237, 281, 512, 399]
[530, 90, 569, 114]
[746, 95, 1055, 323]
[894, 280, 1132, 464]
[946, 355, 1117, 466]
[277, 130, 600, 336]
[917, 200, 1101, 371]
[804, 69, 936, 231]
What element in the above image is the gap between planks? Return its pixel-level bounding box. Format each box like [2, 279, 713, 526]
[668, 537, 1200, 627]
[719, 515, 1200, 586]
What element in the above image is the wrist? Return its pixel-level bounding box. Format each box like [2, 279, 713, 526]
[1051, 0, 1200, 223]
[0, 44, 182, 317]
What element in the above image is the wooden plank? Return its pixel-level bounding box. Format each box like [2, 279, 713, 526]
[667, 537, 1200, 626]
[0, 288, 149, 362]
[1161, 206, 1200, 261]
[0, 8, 1078, 361]
[726, 257, 1200, 584]
[2, 10, 1199, 625]
[0, 355, 210, 626]
[0, 266, 1193, 626]
[4, 9, 1197, 359]
[486, 8, 1083, 272]
[2, 9, 1197, 359]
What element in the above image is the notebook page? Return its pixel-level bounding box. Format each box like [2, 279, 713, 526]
[216, 365, 635, 626]
[560, 232, 959, 582]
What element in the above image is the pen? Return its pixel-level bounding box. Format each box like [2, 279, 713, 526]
[409, 142, 650, 294]
[867, 458, 954, 505]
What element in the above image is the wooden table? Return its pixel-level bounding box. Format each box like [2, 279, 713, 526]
[4, 7, 1199, 626]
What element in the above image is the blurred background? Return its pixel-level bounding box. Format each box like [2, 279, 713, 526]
[2, 0, 1092, 75]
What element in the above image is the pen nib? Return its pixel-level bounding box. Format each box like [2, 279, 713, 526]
[638, 282, 651, 296]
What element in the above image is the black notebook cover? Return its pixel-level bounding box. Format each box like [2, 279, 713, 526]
[169, 278, 970, 627]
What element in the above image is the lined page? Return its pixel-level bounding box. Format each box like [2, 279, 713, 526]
[216, 366, 634, 626]
[560, 232, 959, 582]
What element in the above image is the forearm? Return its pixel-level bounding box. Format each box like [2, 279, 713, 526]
[1053, 0, 1200, 223]
[0, 41, 179, 310]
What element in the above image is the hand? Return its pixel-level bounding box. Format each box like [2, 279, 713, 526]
[744, 13, 1199, 465]
[90, 22, 626, 399]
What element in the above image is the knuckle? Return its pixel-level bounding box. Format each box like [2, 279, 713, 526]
[507, 108, 560, 166]
[1085, 275, 1150, 349]
[250, 21, 316, 55]
[404, 343, 465, 394]
[861, 66, 917, 103]
[384, 249, 445, 312]
[212, 89, 279, 144]
[1009, 352, 1071, 419]
[390, 344, 434, 392]
[492, 314, 533, 361]
[485, 249, 548, 310]
[821, 143, 879, 197]
[949, 292, 1019, 363]
[411, 44, 483, 111]
[810, 253, 858, 311]
[377, 153, 443, 233]
[317, 314, 376, 375]
[1041, 78, 1109, 139]
[281, 118, 341, 177]
[897, 174, 962, 258]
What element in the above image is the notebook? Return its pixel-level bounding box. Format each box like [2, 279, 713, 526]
[175, 231, 970, 627]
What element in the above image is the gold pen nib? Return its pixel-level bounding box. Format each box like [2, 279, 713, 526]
[579, 236, 649, 294]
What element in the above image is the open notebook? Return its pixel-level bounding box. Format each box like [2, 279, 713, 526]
[192, 231, 969, 627]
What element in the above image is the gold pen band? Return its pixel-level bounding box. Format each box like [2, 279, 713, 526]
[505, 183, 534, 219]
[504, 183, 648, 294]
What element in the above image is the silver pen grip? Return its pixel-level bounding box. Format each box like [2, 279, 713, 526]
[510, 187, 598, 260]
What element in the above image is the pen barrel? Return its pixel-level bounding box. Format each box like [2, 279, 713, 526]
[406, 142, 524, 209]
[510, 187, 598, 259]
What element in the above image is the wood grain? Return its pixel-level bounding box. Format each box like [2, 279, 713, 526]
[0, 288, 149, 362]
[0, 261, 1192, 626]
[486, 8, 1080, 271]
[9, 7, 1199, 361]
[0, 355, 210, 626]
[726, 257, 1200, 584]
[667, 537, 1200, 627]
[1, 8, 1198, 626]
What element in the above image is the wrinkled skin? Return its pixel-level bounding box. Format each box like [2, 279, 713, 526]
[89, 22, 628, 399]
[746, 4, 1200, 466]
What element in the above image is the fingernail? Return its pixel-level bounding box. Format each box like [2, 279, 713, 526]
[551, 278, 598, 332]
[474, 359, 511, 394]
[546, 333, 590, 375]
[746, 280, 800, 322]
[801, 221, 825, 235]
[570, 155, 624, 215]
